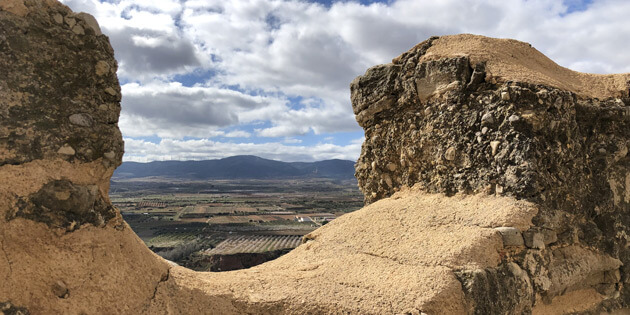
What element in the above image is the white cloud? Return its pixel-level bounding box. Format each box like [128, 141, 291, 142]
[61, 0, 204, 80]
[119, 81, 285, 138]
[224, 130, 252, 138]
[123, 137, 362, 162]
[282, 138, 302, 144]
[60, 0, 630, 162]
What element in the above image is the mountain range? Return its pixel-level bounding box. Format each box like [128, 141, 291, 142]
[113, 155, 356, 180]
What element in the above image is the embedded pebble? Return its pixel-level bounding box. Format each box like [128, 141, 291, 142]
[103, 151, 116, 160]
[69, 113, 93, 127]
[481, 112, 494, 125]
[444, 147, 456, 161]
[57, 145, 76, 156]
[490, 141, 500, 155]
[494, 227, 524, 246]
[95, 61, 110, 76]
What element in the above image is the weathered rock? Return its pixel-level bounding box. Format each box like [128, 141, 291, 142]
[0, 2, 171, 314]
[455, 262, 533, 314]
[0, 301, 29, 315]
[352, 34, 629, 313]
[51, 280, 68, 298]
[494, 227, 524, 246]
[2, 3, 630, 314]
[523, 230, 545, 249]
[0, 0, 122, 167]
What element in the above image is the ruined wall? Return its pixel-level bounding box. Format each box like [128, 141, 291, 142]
[4, 1, 630, 313]
[352, 34, 630, 313]
[0, 1, 172, 313]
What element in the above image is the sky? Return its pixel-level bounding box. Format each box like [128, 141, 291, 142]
[58, 0, 630, 162]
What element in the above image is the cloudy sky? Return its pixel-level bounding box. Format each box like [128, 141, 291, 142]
[59, 0, 629, 162]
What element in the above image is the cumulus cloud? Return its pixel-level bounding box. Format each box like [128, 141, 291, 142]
[60, 0, 630, 161]
[119, 81, 286, 138]
[61, 0, 204, 80]
[123, 137, 363, 162]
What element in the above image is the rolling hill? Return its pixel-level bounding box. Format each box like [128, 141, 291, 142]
[113, 155, 356, 179]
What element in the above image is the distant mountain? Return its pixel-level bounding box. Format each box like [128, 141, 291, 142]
[113, 155, 356, 180]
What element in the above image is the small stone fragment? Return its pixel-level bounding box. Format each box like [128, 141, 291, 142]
[481, 112, 494, 125]
[103, 151, 116, 160]
[69, 113, 93, 127]
[508, 114, 520, 122]
[542, 229, 557, 245]
[481, 127, 488, 134]
[494, 227, 524, 246]
[490, 141, 500, 155]
[444, 147, 456, 161]
[495, 184, 504, 195]
[64, 16, 76, 29]
[523, 230, 545, 249]
[382, 173, 393, 188]
[76, 12, 102, 35]
[501, 91, 510, 101]
[95, 61, 110, 76]
[72, 25, 84, 35]
[52, 280, 69, 298]
[53, 13, 63, 24]
[387, 162, 397, 172]
[57, 145, 76, 156]
[105, 87, 117, 96]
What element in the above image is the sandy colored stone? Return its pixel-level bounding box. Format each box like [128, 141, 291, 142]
[56, 145, 76, 156]
[405, 34, 630, 100]
[0, 0, 28, 16]
[2, 2, 630, 314]
[95, 61, 110, 76]
[76, 12, 102, 35]
[532, 289, 605, 315]
[148, 189, 536, 314]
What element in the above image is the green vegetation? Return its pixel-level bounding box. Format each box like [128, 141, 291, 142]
[111, 178, 363, 269]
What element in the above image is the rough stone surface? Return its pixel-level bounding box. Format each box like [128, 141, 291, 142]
[523, 230, 545, 249]
[455, 262, 533, 314]
[352, 34, 629, 314]
[0, 0, 122, 167]
[494, 226, 524, 246]
[2, 2, 630, 314]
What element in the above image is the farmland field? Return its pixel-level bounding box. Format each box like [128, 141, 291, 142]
[206, 235, 302, 255]
[110, 177, 363, 270]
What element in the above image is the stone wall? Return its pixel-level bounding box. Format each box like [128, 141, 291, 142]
[352, 34, 630, 313]
[3, 1, 630, 313]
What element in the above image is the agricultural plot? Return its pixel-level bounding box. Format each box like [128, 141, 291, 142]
[207, 215, 277, 224]
[145, 233, 197, 248]
[137, 201, 166, 208]
[113, 178, 362, 267]
[205, 235, 302, 255]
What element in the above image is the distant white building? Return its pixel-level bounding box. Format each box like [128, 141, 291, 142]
[312, 216, 335, 222]
[295, 215, 335, 223]
[295, 216, 313, 222]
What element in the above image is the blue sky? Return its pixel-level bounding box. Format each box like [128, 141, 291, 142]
[59, 0, 629, 162]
